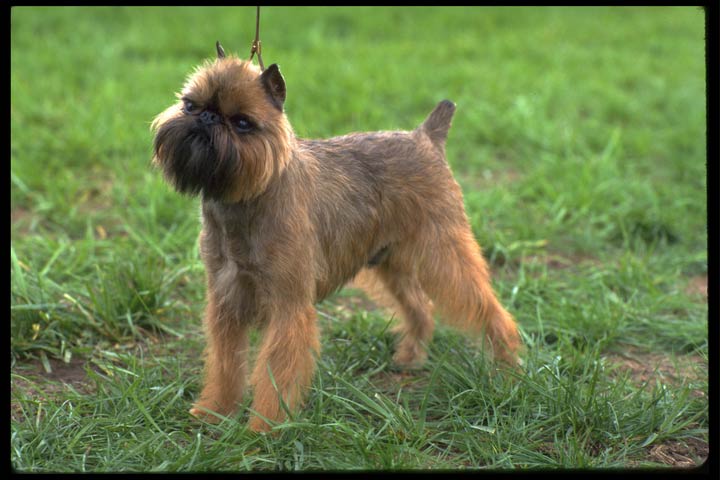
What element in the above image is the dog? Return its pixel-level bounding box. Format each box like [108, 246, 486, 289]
[151, 42, 520, 432]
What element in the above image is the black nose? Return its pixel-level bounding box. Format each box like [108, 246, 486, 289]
[200, 110, 220, 125]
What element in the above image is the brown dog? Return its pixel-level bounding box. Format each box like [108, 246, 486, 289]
[151, 43, 520, 432]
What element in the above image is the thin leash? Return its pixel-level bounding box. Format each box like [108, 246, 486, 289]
[249, 6, 264, 71]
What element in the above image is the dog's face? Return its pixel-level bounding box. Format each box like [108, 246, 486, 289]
[152, 48, 293, 203]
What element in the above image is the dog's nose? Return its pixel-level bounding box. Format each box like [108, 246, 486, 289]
[200, 110, 220, 125]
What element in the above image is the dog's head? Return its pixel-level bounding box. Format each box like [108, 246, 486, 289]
[151, 42, 293, 203]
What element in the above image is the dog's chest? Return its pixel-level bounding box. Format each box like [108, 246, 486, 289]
[202, 201, 261, 266]
[200, 203, 268, 322]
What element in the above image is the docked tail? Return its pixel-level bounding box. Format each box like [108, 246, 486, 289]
[419, 100, 456, 147]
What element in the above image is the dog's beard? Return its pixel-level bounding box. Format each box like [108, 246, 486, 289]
[153, 118, 240, 201]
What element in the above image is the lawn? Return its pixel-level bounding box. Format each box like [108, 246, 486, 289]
[11, 6, 708, 471]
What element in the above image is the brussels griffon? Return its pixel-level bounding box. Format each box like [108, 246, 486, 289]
[151, 42, 520, 432]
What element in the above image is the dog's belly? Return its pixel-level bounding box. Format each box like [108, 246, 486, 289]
[314, 259, 360, 302]
[313, 240, 390, 302]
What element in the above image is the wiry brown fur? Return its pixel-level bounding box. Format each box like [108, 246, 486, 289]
[151, 50, 521, 432]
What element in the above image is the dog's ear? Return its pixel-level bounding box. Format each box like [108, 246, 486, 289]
[260, 64, 286, 112]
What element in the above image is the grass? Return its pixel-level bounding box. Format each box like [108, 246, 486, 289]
[11, 6, 708, 472]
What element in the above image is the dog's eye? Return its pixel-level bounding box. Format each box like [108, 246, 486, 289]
[183, 99, 196, 114]
[233, 116, 255, 134]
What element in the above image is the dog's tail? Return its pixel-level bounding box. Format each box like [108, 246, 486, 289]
[419, 100, 456, 147]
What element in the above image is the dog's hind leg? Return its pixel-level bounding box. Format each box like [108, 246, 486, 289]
[416, 225, 521, 366]
[353, 261, 435, 369]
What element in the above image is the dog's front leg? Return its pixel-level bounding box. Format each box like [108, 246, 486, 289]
[190, 288, 250, 422]
[248, 304, 320, 432]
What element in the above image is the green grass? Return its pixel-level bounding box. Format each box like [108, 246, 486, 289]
[11, 6, 707, 472]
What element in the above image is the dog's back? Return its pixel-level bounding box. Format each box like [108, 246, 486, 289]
[294, 102, 463, 299]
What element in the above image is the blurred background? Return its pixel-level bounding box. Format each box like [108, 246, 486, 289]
[11, 6, 706, 244]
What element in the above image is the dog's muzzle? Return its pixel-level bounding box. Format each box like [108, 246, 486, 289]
[200, 110, 221, 126]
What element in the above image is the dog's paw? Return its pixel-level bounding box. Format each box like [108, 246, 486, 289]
[392, 349, 428, 370]
[189, 403, 231, 424]
[247, 415, 275, 433]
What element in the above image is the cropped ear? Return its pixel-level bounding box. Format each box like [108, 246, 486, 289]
[259, 64, 286, 112]
[216, 41, 226, 59]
